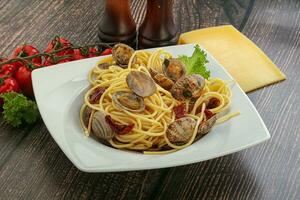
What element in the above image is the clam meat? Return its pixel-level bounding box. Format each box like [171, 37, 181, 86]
[171, 74, 205, 101]
[126, 71, 157, 97]
[112, 91, 145, 112]
[166, 117, 197, 144]
[163, 58, 186, 82]
[148, 58, 186, 90]
[91, 111, 115, 140]
[112, 43, 134, 68]
[149, 68, 174, 90]
[98, 62, 111, 70]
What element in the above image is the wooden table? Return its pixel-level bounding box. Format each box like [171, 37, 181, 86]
[0, 0, 299, 199]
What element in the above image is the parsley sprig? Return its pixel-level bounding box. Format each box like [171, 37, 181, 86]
[1, 92, 39, 127]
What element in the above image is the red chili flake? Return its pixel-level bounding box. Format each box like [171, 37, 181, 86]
[204, 109, 214, 120]
[207, 98, 220, 109]
[105, 115, 134, 135]
[173, 104, 186, 119]
[89, 87, 105, 104]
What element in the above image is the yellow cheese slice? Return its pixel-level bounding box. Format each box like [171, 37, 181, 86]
[178, 25, 286, 92]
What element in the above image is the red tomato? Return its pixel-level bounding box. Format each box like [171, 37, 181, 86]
[88, 47, 98, 58]
[73, 47, 99, 60]
[43, 58, 53, 66]
[207, 97, 220, 109]
[44, 36, 74, 65]
[0, 64, 18, 76]
[105, 115, 134, 135]
[73, 49, 87, 60]
[0, 77, 21, 107]
[15, 63, 42, 97]
[173, 104, 186, 119]
[100, 48, 112, 56]
[45, 36, 73, 56]
[12, 44, 42, 67]
[204, 109, 214, 120]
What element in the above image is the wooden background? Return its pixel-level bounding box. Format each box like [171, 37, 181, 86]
[0, 0, 300, 199]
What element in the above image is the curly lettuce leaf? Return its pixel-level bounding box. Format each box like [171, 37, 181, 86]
[178, 45, 210, 79]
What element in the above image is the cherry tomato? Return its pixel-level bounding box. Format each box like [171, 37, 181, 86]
[0, 77, 21, 107]
[88, 47, 98, 58]
[73, 47, 99, 60]
[73, 49, 87, 60]
[0, 64, 18, 76]
[43, 58, 53, 66]
[100, 48, 112, 56]
[12, 44, 42, 68]
[45, 36, 73, 56]
[44, 36, 74, 66]
[15, 63, 42, 97]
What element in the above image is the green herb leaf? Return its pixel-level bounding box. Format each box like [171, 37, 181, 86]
[0, 92, 39, 127]
[178, 44, 210, 79]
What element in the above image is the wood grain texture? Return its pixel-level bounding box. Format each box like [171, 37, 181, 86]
[1, 0, 299, 200]
[153, 0, 300, 200]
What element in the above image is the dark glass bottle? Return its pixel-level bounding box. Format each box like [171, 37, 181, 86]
[98, 0, 137, 48]
[138, 0, 179, 49]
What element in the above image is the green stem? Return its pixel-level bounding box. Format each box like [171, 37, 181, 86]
[0, 42, 115, 67]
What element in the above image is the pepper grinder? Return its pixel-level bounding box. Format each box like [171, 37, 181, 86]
[98, 0, 137, 48]
[138, 0, 179, 49]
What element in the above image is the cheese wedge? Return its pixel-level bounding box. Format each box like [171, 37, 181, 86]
[178, 25, 286, 92]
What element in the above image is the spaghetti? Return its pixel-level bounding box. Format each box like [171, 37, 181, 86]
[80, 45, 238, 154]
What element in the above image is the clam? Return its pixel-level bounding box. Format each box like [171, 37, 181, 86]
[171, 74, 205, 101]
[112, 43, 134, 68]
[112, 91, 145, 112]
[126, 71, 157, 97]
[166, 117, 196, 144]
[91, 111, 115, 140]
[163, 58, 186, 82]
[148, 58, 185, 90]
[149, 68, 174, 90]
[194, 114, 217, 142]
[98, 62, 111, 69]
[82, 106, 92, 127]
[197, 114, 217, 135]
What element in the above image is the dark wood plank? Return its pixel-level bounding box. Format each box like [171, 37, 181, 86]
[0, 0, 281, 200]
[153, 0, 300, 199]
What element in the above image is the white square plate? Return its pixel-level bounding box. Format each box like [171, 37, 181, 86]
[32, 44, 270, 172]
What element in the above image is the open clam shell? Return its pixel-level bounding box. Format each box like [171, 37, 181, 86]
[112, 43, 134, 68]
[149, 68, 174, 90]
[166, 117, 197, 144]
[163, 58, 186, 82]
[126, 71, 157, 97]
[91, 111, 115, 140]
[112, 91, 145, 113]
[197, 114, 217, 135]
[171, 74, 205, 101]
[194, 114, 217, 142]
